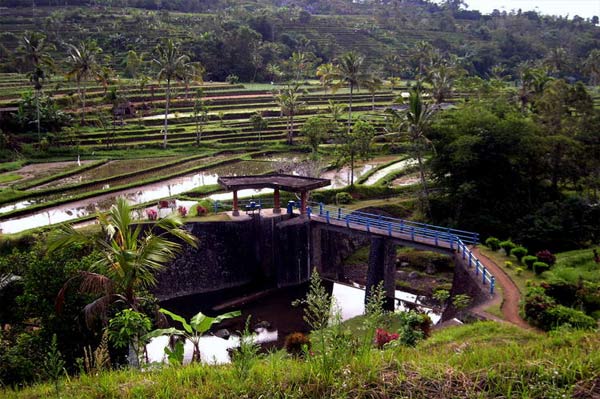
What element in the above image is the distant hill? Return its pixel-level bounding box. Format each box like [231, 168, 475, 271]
[0, 1, 598, 82]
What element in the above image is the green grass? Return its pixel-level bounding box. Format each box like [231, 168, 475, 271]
[0, 160, 25, 173]
[549, 246, 600, 283]
[4, 322, 598, 398]
[0, 173, 21, 184]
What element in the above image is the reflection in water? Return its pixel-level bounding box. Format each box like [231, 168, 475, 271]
[0, 161, 275, 234]
[147, 282, 439, 365]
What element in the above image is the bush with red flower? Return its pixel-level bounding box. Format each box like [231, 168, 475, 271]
[375, 328, 399, 349]
[177, 206, 187, 217]
[146, 209, 158, 221]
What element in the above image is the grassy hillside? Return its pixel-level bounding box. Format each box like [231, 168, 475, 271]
[3, 322, 598, 398]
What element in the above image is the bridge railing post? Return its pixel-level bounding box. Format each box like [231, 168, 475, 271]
[345, 215, 350, 228]
[462, 245, 467, 260]
[450, 235, 454, 250]
[388, 222, 392, 237]
[482, 268, 487, 285]
[400, 220, 404, 232]
[475, 260, 479, 275]
[319, 202, 324, 216]
[307, 207, 311, 219]
[434, 232, 439, 246]
[411, 227, 415, 241]
[366, 219, 370, 233]
[214, 200, 219, 214]
[338, 208, 342, 220]
[468, 252, 473, 267]
[490, 276, 495, 295]
[326, 210, 330, 224]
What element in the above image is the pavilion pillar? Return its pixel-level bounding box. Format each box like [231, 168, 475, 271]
[273, 187, 281, 214]
[232, 190, 239, 216]
[300, 191, 308, 215]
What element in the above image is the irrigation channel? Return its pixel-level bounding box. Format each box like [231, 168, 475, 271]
[0, 156, 417, 234]
[147, 280, 441, 365]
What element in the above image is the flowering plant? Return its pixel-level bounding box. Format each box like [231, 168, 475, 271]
[146, 209, 158, 221]
[375, 328, 399, 349]
[177, 206, 187, 217]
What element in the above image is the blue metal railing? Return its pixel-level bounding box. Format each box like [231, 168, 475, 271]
[310, 202, 479, 245]
[309, 202, 494, 295]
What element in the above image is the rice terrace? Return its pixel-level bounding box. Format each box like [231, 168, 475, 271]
[0, 0, 599, 398]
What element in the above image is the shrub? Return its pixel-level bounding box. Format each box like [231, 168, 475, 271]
[284, 332, 311, 356]
[485, 237, 501, 251]
[504, 261, 513, 269]
[146, 209, 158, 220]
[522, 255, 538, 270]
[533, 261, 551, 275]
[226, 74, 239, 84]
[335, 192, 353, 205]
[545, 305, 597, 330]
[375, 328, 399, 349]
[515, 267, 523, 276]
[510, 246, 528, 263]
[499, 240, 516, 256]
[535, 250, 556, 265]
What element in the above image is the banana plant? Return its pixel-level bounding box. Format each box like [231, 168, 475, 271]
[144, 308, 241, 363]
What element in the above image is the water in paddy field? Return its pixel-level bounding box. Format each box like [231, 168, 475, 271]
[146, 281, 440, 365]
[363, 158, 418, 186]
[0, 160, 276, 234]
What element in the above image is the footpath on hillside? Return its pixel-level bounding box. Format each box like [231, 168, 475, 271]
[470, 247, 532, 329]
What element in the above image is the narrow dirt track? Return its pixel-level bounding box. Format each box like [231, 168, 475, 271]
[471, 247, 532, 329]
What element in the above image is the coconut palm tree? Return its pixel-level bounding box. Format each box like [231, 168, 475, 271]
[274, 83, 305, 145]
[65, 40, 102, 124]
[51, 198, 198, 327]
[329, 51, 371, 131]
[152, 39, 190, 149]
[18, 31, 55, 142]
[316, 62, 335, 92]
[386, 89, 435, 216]
[364, 75, 384, 111]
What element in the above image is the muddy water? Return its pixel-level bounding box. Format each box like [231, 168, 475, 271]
[363, 158, 418, 186]
[146, 281, 440, 365]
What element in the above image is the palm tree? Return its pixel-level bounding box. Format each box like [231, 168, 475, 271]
[51, 198, 198, 327]
[386, 89, 435, 216]
[329, 51, 371, 131]
[274, 83, 305, 145]
[316, 62, 335, 92]
[65, 40, 102, 124]
[152, 39, 190, 149]
[364, 76, 384, 111]
[18, 31, 55, 143]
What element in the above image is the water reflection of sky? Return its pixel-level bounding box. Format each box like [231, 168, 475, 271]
[145, 283, 439, 366]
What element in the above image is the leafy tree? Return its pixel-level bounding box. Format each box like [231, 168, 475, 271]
[123, 49, 144, 79]
[65, 40, 103, 124]
[152, 39, 190, 148]
[316, 62, 335, 92]
[51, 198, 198, 327]
[583, 49, 600, 86]
[249, 111, 267, 142]
[301, 116, 334, 153]
[144, 308, 240, 363]
[108, 309, 151, 368]
[17, 31, 55, 142]
[335, 119, 375, 186]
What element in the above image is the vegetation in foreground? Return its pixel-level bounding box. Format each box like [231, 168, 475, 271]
[2, 322, 598, 399]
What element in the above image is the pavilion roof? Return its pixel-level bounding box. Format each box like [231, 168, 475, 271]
[217, 173, 331, 192]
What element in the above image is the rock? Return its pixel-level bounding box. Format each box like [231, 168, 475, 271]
[255, 320, 272, 330]
[408, 271, 419, 280]
[396, 270, 408, 279]
[399, 262, 410, 268]
[214, 329, 230, 339]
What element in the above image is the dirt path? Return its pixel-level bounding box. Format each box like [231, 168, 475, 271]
[470, 247, 531, 329]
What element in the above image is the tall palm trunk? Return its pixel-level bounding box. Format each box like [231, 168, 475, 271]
[287, 114, 294, 145]
[415, 145, 431, 217]
[35, 88, 41, 143]
[163, 77, 171, 149]
[77, 78, 86, 125]
[347, 83, 353, 132]
[350, 150, 355, 186]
